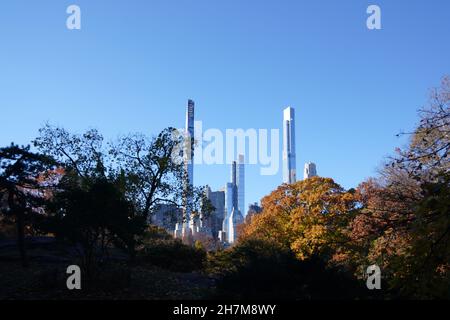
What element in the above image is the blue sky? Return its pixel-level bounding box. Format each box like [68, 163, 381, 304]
[0, 0, 449, 213]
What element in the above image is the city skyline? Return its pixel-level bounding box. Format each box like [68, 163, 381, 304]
[1, 1, 449, 210]
[0, 0, 448, 304]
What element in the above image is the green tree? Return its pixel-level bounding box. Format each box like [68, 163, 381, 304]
[46, 177, 145, 279]
[0, 144, 55, 267]
[34, 124, 212, 226]
[111, 128, 212, 221]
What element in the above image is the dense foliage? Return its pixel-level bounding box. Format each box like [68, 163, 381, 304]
[208, 238, 365, 299]
[0, 76, 448, 299]
[238, 76, 450, 299]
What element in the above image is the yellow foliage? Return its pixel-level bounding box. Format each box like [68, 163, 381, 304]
[239, 177, 358, 261]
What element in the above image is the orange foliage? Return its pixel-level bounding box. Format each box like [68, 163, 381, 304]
[239, 177, 359, 261]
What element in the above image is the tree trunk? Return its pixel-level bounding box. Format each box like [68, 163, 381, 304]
[8, 191, 29, 268]
[16, 210, 29, 268]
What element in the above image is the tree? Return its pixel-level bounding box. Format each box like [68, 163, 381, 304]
[239, 177, 359, 262]
[0, 144, 55, 267]
[350, 172, 450, 298]
[209, 238, 364, 300]
[34, 124, 212, 225]
[33, 124, 109, 180]
[347, 76, 450, 298]
[111, 128, 212, 221]
[395, 76, 449, 178]
[45, 177, 145, 279]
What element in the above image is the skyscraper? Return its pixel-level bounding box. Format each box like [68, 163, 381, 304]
[304, 162, 317, 179]
[175, 99, 195, 242]
[205, 186, 225, 239]
[237, 154, 245, 217]
[185, 99, 195, 206]
[283, 107, 296, 184]
[247, 202, 262, 217]
[151, 203, 182, 233]
[231, 161, 238, 209]
[222, 182, 235, 242]
[221, 156, 245, 244]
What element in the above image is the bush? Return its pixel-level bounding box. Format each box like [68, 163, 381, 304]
[142, 225, 173, 242]
[38, 267, 64, 290]
[209, 238, 366, 300]
[138, 239, 206, 272]
[93, 263, 132, 290]
[0, 218, 16, 239]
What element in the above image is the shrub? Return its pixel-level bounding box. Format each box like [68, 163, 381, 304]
[38, 267, 64, 290]
[138, 239, 206, 272]
[209, 238, 366, 300]
[0, 218, 15, 239]
[142, 225, 173, 243]
[93, 263, 132, 290]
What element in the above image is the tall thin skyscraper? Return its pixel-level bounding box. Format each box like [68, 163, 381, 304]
[221, 156, 245, 244]
[178, 99, 195, 242]
[237, 154, 245, 217]
[229, 155, 244, 217]
[231, 161, 238, 211]
[303, 162, 317, 179]
[283, 107, 296, 184]
[223, 182, 235, 240]
[185, 99, 195, 188]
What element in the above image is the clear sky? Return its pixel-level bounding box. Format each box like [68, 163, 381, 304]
[1, 0, 449, 213]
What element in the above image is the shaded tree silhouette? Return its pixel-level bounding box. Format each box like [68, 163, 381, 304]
[0, 144, 55, 267]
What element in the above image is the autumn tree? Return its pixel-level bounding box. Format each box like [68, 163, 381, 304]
[349, 76, 450, 298]
[239, 177, 359, 262]
[395, 75, 449, 177]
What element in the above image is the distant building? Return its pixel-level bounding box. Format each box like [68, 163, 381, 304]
[245, 202, 263, 224]
[218, 230, 226, 243]
[227, 207, 243, 244]
[304, 162, 317, 179]
[247, 202, 262, 216]
[283, 107, 296, 184]
[173, 100, 248, 246]
[151, 204, 182, 233]
[221, 156, 245, 244]
[237, 155, 245, 218]
[174, 99, 196, 243]
[205, 186, 225, 239]
[184, 99, 195, 234]
[224, 182, 235, 226]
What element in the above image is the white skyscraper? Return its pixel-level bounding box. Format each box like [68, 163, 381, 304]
[221, 157, 245, 244]
[304, 162, 317, 179]
[283, 107, 296, 184]
[175, 99, 196, 242]
[222, 182, 234, 242]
